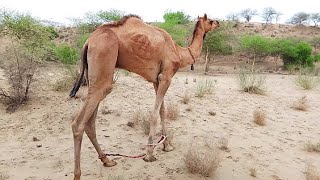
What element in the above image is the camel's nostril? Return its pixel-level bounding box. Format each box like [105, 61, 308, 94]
[216, 20, 220, 25]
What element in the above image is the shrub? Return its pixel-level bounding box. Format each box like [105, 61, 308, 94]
[53, 68, 79, 92]
[295, 71, 320, 90]
[182, 92, 191, 104]
[304, 141, 320, 153]
[0, 46, 36, 112]
[249, 168, 257, 177]
[253, 107, 266, 126]
[280, 39, 316, 69]
[238, 70, 266, 94]
[107, 174, 125, 180]
[72, 9, 124, 34]
[166, 102, 179, 120]
[0, 9, 54, 112]
[306, 163, 320, 180]
[292, 96, 308, 111]
[53, 43, 79, 65]
[131, 110, 150, 135]
[184, 146, 220, 177]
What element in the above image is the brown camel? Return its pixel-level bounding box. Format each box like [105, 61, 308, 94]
[69, 13, 219, 180]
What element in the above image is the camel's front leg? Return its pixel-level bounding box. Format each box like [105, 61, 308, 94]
[153, 83, 174, 152]
[143, 75, 172, 162]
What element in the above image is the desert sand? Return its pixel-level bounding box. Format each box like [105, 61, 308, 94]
[0, 64, 320, 180]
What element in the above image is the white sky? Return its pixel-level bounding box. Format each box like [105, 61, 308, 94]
[1, 0, 319, 25]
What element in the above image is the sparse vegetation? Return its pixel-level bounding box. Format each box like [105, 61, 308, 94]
[131, 110, 150, 135]
[238, 70, 266, 94]
[249, 168, 257, 177]
[253, 107, 266, 126]
[53, 43, 79, 65]
[292, 96, 309, 111]
[184, 145, 221, 177]
[304, 141, 320, 153]
[295, 72, 319, 90]
[0, 9, 55, 112]
[195, 79, 215, 97]
[107, 174, 125, 180]
[182, 92, 191, 104]
[53, 69, 79, 92]
[166, 103, 180, 120]
[306, 163, 320, 180]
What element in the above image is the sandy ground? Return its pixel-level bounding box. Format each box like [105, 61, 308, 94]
[0, 65, 320, 180]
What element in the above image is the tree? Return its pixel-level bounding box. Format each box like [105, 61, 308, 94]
[156, 11, 192, 46]
[226, 12, 240, 22]
[275, 12, 283, 24]
[0, 9, 54, 112]
[163, 10, 191, 24]
[288, 12, 310, 25]
[72, 9, 125, 33]
[261, 7, 277, 24]
[239, 35, 272, 70]
[240, 8, 257, 22]
[310, 37, 320, 52]
[203, 22, 233, 73]
[279, 39, 315, 69]
[310, 13, 320, 26]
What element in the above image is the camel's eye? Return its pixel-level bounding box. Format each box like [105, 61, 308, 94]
[209, 20, 213, 25]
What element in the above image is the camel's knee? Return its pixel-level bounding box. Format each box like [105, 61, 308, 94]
[72, 122, 85, 140]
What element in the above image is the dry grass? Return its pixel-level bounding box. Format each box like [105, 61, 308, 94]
[130, 110, 150, 135]
[238, 71, 266, 95]
[306, 163, 320, 180]
[101, 107, 113, 115]
[182, 92, 191, 104]
[195, 79, 215, 98]
[292, 96, 308, 111]
[53, 68, 78, 92]
[184, 146, 221, 177]
[249, 168, 257, 177]
[107, 174, 125, 180]
[217, 137, 229, 151]
[304, 141, 320, 153]
[253, 107, 266, 126]
[296, 74, 319, 90]
[166, 103, 179, 120]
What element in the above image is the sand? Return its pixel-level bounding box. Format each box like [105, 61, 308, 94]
[0, 65, 320, 180]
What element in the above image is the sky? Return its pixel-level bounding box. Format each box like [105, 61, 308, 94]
[1, 0, 319, 25]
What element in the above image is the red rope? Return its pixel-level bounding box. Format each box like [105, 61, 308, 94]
[100, 135, 166, 159]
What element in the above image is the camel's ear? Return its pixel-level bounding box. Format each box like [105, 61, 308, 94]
[197, 16, 200, 20]
[204, 13, 207, 20]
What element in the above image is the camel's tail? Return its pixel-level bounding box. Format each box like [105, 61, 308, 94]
[69, 42, 88, 98]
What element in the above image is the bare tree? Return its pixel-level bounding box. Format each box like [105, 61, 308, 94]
[226, 12, 239, 22]
[310, 13, 320, 26]
[288, 12, 310, 25]
[240, 8, 258, 22]
[275, 12, 283, 24]
[261, 7, 277, 24]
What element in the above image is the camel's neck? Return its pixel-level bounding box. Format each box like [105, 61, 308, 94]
[176, 24, 206, 68]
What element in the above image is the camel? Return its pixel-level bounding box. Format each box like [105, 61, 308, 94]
[69, 13, 219, 180]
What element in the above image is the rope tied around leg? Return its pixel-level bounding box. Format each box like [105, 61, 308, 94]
[98, 135, 167, 159]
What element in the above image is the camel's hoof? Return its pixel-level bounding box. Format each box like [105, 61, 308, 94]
[103, 160, 117, 167]
[143, 156, 157, 162]
[163, 144, 175, 152]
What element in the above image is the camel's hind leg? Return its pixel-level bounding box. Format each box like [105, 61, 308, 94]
[72, 31, 118, 180]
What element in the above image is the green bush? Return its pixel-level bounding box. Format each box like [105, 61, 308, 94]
[280, 39, 315, 69]
[158, 22, 190, 46]
[163, 10, 191, 24]
[76, 33, 90, 50]
[53, 44, 79, 64]
[72, 9, 124, 33]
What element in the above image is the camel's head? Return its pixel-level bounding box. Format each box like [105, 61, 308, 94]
[198, 13, 220, 32]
